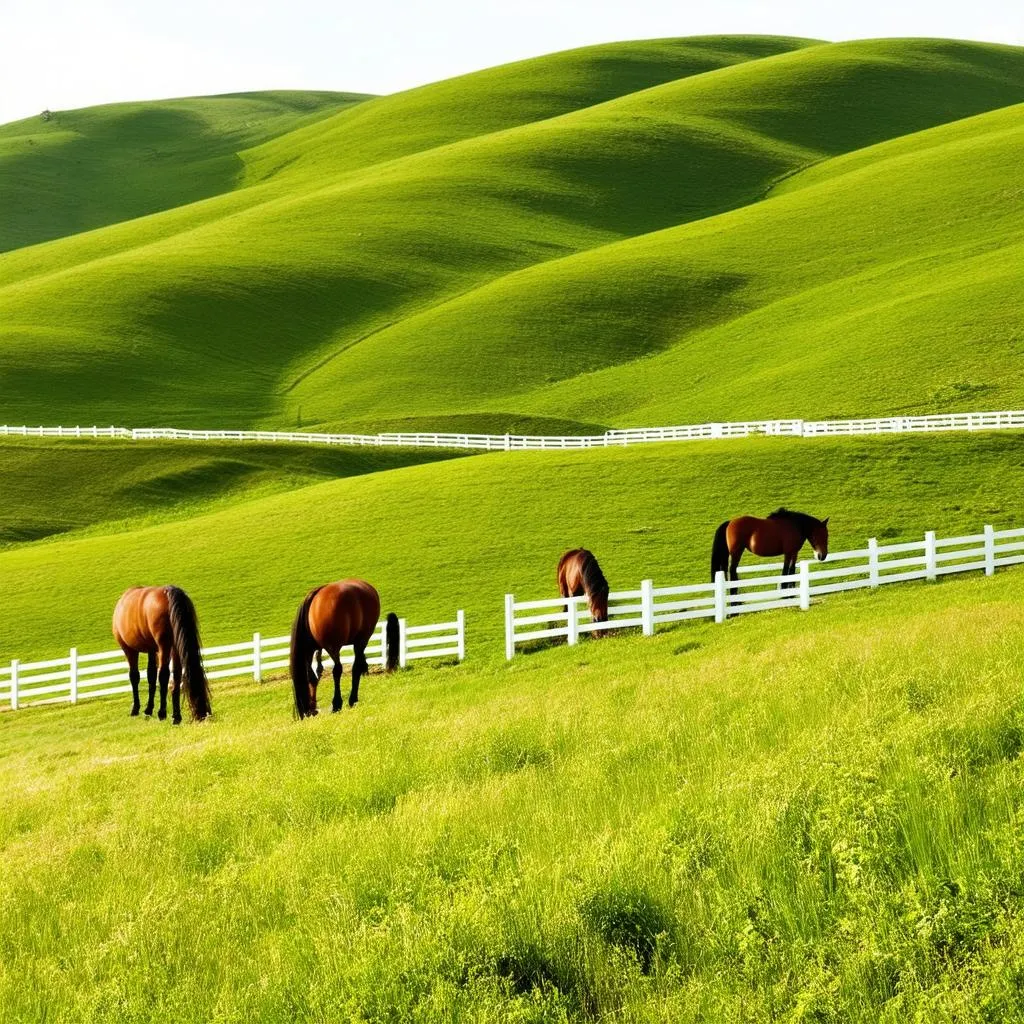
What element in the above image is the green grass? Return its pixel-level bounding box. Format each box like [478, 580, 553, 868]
[1, 38, 1023, 431]
[0, 91, 369, 253]
[2, 431, 1022, 661]
[3, 567, 1024, 1020]
[0, 439, 462, 547]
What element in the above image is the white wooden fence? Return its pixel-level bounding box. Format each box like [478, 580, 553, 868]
[2, 410, 1022, 452]
[0, 612, 465, 711]
[504, 525, 1024, 658]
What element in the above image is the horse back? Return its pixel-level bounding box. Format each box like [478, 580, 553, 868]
[309, 579, 381, 650]
[112, 585, 171, 653]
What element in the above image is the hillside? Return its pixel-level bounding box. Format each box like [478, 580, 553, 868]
[1, 431, 1021, 661]
[0, 91, 368, 253]
[3, 568, 1024, 1020]
[1, 38, 1023, 431]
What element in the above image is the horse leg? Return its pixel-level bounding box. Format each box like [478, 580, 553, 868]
[126, 650, 141, 716]
[168, 643, 182, 725]
[784, 556, 796, 590]
[144, 654, 157, 716]
[331, 651, 344, 713]
[349, 642, 369, 707]
[728, 551, 741, 613]
[157, 645, 171, 720]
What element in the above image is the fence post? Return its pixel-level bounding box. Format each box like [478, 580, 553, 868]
[504, 594, 515, 660]
[925, 530, 937, 581]
[714, 571, 726, 624]
[399, 618, 408, 669]
[456, 611, 465, 662]
[70, 647, 78, 703]
[252, 632, 261, 682]
[799, 560, 810, 610]
[10, 660, 18, 711]
[868, 537, 879, 587]
[984, 524, 995, 576]
[641, 579, 654, 637]
[566, 596, 578, 646]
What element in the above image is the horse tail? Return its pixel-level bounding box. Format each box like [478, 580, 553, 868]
[166, 586, 211, 721]
[711, 520, 731, 582]
[385, 612, 400, 672]
[290, 586, 323, 719]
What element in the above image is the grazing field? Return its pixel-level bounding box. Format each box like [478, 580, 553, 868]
[1, 38, 1023, 431]
[2, 569, 1024, 1021]
[1, 431, 1022, 660]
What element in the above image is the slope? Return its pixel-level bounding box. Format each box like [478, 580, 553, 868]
[1, 431, 1021, 660]
[2, 39, 1023, 430]
[322, 99, 1024, 429]
[0, 91, 368, 253]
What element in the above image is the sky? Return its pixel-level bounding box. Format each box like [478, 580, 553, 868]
[2, 0, 1023, 125]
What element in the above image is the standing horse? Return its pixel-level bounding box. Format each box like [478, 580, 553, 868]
[112, 586, 212, 724]
[290, 579, 399, 719]
[711, 509, 829, 585]
[557, 549, 610, 634]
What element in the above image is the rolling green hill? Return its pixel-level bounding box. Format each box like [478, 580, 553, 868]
[2, 431, 1021, 661]
[0, 91, 369, 253]
[1, 38, 1023, 431]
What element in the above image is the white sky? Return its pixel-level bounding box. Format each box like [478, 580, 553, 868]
[2, 0, 1022, 125]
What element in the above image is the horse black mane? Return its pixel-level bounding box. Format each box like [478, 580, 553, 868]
[767, 508, 823, 538]
[581, 551, 609, 598]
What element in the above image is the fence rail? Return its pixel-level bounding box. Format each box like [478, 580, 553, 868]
[3, 410, 1023, 452]
[504, 525, 1024, 658]
[0, 612, 465, 711]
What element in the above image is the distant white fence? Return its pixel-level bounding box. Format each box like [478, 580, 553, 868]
[504, 525, 1024, 658]
[0, 612, 465, 711]
[2, 410, 1023, 451]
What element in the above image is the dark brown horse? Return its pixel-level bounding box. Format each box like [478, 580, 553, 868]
[290, 579, 399, 718]
[557, 549, 610, 631]
[711, 509, 830, 585]
[112, 586, 212, 724]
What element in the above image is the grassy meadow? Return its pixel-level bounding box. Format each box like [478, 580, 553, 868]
[1, 431, 1022, 660]
[2, 569, 1024, 1021]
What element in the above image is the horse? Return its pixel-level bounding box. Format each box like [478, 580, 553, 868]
[711, 509, 829, 586]
[290, 579, 399, 719]
[112, 586, 212, 724]
[557, 549, 610, 634]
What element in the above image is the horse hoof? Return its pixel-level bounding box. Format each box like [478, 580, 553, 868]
[331, 704, 342, 713]
[158, 710, 167, 721]
[130, 707, 140, 717]
[144, 708, 153, 717]
[172, 717, 182, 726]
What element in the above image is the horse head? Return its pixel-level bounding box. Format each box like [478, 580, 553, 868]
[810, 517, 830, 561]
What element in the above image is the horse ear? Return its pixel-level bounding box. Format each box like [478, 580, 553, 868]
[822, 517, 829, 526]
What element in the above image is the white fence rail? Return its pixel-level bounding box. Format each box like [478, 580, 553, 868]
[2, 410, 1023, 452]
[504, 525, 1024, 658]
[0, 612, 465, 711]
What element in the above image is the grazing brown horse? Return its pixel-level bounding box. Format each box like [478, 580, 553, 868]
[557, 549, 610, 632]
[112, 586, 212, 724]
[711, 509, 829, 585]
[290, 579, 399, 719]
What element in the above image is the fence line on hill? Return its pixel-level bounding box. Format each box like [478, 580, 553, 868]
[503, 525, 1024, 658]
[2, 409, 1023, 452]
[0, 611, 465, 712]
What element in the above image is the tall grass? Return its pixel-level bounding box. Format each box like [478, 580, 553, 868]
[1, 572, 1023, 1020]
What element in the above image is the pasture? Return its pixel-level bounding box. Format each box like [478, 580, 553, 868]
[2, 570, 1024, 1021]
[3, 30, 1024, 1022]
[2, 431, 1023, 660]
